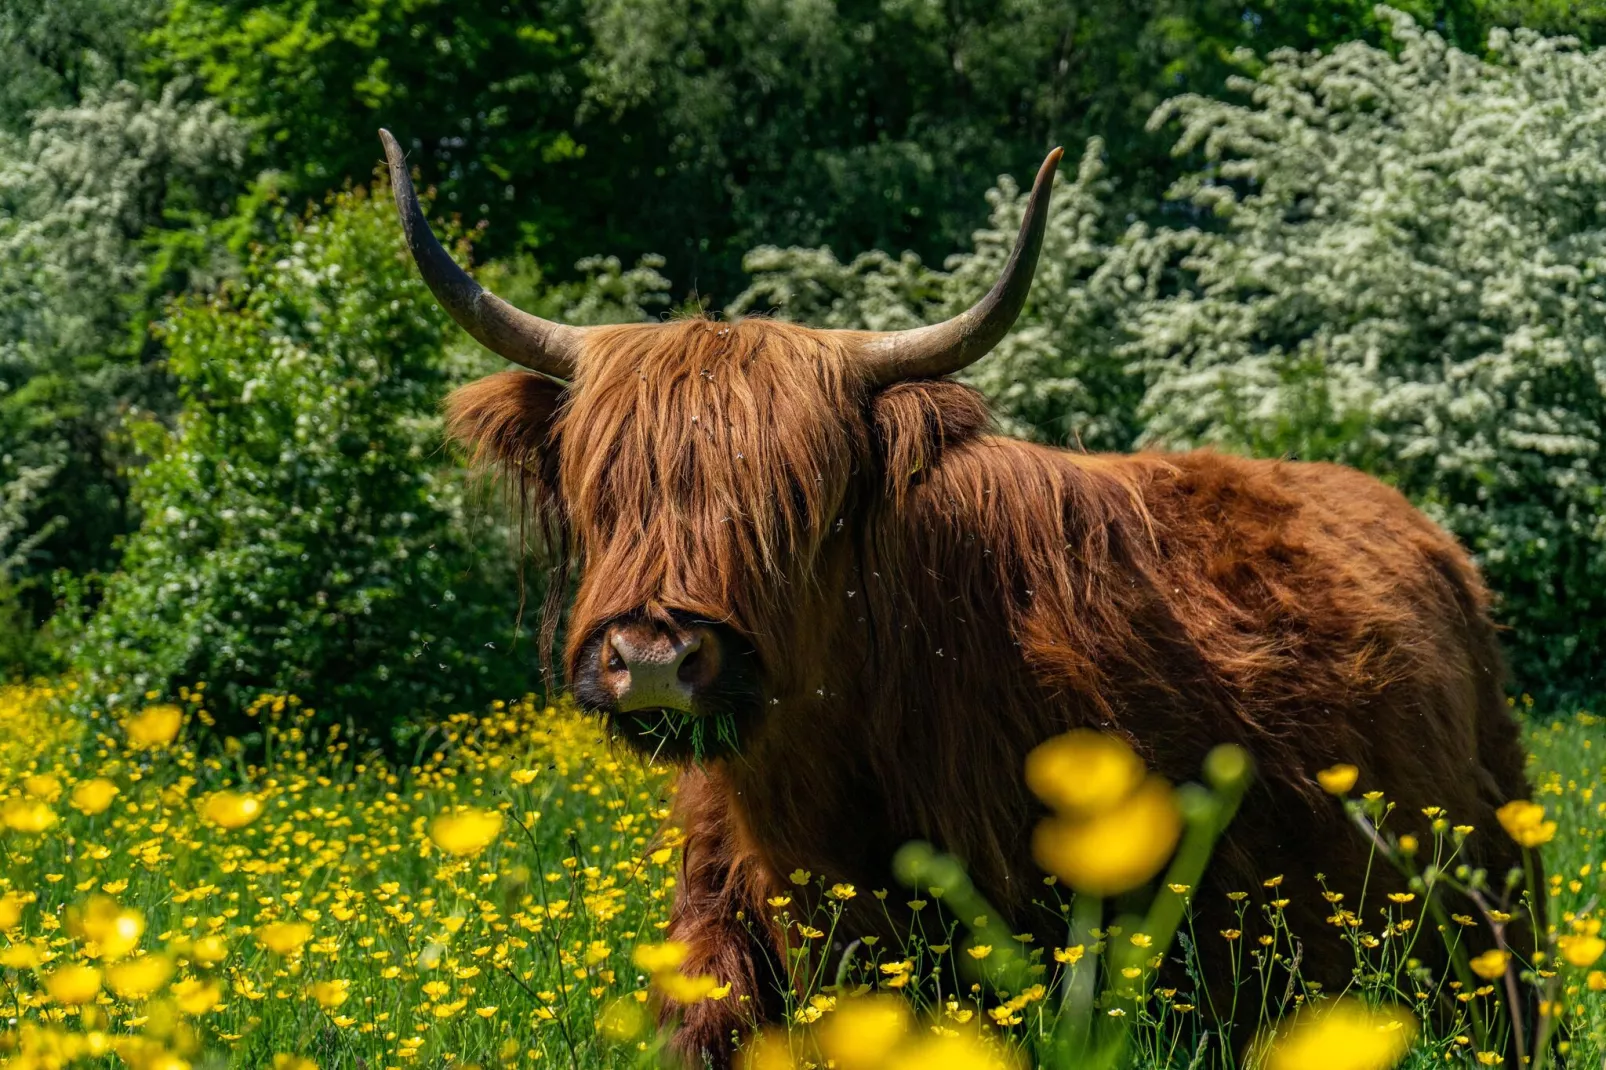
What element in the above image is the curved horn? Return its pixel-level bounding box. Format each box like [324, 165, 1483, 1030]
[379, 129, 583, 379]
[853, 147, 1063, 384]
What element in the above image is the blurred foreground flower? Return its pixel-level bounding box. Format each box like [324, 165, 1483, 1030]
[172, 976, 224, 1015]
[308, 978, 351, 1009]
[107, 954, 175, 999]
[428, 807, 504, 857]
[125, 704, 183, 749]
[1262, 999, 1417, 1070]
[24, 773, 62, 801]
[1496, 799, 1556, 847]
[2, 795, 57, 833]
[200, 790, 263, 829]
[818, 996, 912, 1070]
[1560, 932, 1606, 968]
[256, 921, 313, 956]
[632, 941, 724, 1004]
[1026, 732, 1144, 815]
[0, 891, 26, 930]
[1027, 731, 1181, 895]
[44, 964, 103, 1005]
[69, 896, 145, 960]
[70, 777, 119, 815]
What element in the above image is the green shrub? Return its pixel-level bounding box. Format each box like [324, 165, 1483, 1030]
[71, 181, 536, 743]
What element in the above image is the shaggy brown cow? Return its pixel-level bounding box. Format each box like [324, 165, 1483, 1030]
[380, 131, 1534, 1063]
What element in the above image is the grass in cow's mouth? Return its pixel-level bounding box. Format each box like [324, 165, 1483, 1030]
[634, 707, 740, 762]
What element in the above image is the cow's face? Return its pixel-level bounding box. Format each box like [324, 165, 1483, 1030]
[448, 320, 994, 761]
[557, 320, 864, 759]
[380, 128, 1060, 760]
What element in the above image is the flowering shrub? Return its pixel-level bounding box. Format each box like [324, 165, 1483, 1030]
[734, 9, 1606, 701]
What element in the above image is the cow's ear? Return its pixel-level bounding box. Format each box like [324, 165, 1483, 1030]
[445, 369, 566, 505]
[869, 380, 991, 504]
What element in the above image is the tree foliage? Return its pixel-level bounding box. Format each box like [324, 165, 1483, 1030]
[152, 0, 1580, 303]
[72, 185, 534, 739]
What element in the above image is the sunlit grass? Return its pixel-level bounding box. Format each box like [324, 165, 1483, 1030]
[0, 684, 1602, 1069]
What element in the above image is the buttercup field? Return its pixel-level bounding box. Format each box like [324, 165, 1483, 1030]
[3, 3, 1606, 1069]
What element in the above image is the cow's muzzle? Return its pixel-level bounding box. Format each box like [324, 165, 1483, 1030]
[596, 618, 722, 713]
[571, 613, 762, 760]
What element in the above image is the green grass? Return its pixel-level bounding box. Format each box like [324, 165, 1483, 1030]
[0, 685, 1601, 1069]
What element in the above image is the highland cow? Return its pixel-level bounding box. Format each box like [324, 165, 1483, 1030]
[380, 131, 1534, 1064]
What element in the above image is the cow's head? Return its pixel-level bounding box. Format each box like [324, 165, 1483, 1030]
[380, 130, 1059, 760]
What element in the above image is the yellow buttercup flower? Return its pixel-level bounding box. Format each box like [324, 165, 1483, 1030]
[199, 790, 263, 830]
[256, 921, 314, 956]
[44, 964, 103, 1005]
[1495, 800, 1556, 847]
[1469, 949, 1510, 980]
[2, 795, 57, 833]
[188, 934, 229, 966]
[23, 773, 62, 801]
[107, 954, 175, 999]
[308, 978, 351, 1009]
[1033, 776, 1183, 896]
[1026, 730, 1145, 816]
[655, 971, 722, 1003]
[172, 976, 224, 1015]
[70, 777, 119, 815]
[69, 896, 145, 960]
[1560, 934, 1606, 968]
[1317, 764, 1359, 795]
[632, 941, 689, 974]
[0, 891, 26, 930]
[1262, 999, 1416, 1070]
[272, 1058, 318, 1070]
[883, 1032, 1013, 1070]
[818, 996, 913, 1070]
[125, 704, 183, 749]
[428, 807, 504, 856]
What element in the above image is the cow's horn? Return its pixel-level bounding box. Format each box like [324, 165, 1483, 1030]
[851, 146, 1062, 384]
[380, 129, 584, 380]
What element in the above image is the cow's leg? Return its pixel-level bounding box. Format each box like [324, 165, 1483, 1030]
[663, 767, 785, 1069]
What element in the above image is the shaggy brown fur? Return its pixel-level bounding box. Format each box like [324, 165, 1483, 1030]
[445, 317, 1532, 1065]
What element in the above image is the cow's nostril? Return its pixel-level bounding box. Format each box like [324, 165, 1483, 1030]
[677, 628, 722, 690]
[595, 619, 726, 711]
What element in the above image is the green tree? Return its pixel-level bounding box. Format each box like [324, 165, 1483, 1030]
[157, 0, 1577, 304]
[73, 182, 536, 740]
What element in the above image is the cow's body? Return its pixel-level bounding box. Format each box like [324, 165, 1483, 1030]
[658, 383, 1528, 1060]
[382, 134, 1531, 1067]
